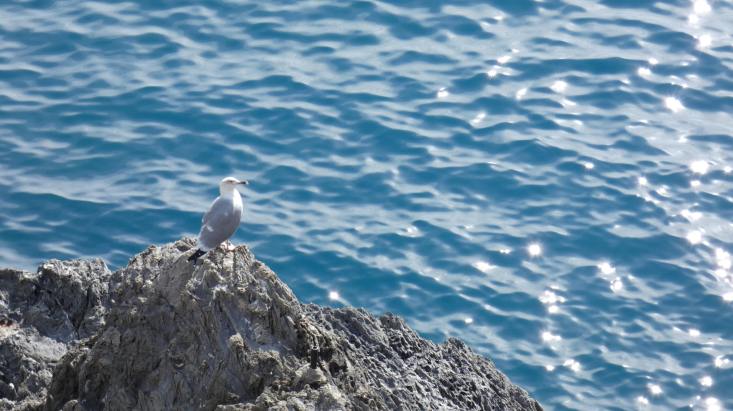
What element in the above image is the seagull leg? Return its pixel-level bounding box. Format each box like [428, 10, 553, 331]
[218, 241, 235, 252]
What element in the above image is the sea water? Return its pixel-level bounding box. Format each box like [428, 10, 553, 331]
[1, 1, 732, 409]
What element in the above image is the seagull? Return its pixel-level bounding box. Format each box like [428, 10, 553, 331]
[188, 177, 248, 263]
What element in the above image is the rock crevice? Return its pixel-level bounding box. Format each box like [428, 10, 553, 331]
[1, 238, 542, 411]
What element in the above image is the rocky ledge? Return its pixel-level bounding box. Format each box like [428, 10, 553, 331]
[0, 238, 542, 411]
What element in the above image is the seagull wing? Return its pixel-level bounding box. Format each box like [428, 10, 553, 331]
[201, 197, 218, 224]
[197, 196, 242, 250]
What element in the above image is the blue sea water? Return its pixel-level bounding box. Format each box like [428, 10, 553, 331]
[1, 0, 733, 409]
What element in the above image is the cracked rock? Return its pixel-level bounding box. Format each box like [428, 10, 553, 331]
[1, 238, 542, 411]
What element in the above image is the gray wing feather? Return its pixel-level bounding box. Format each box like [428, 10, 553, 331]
[197, 196, 242, 250]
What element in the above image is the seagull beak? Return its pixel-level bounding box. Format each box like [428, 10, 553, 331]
[238, 180, 249, 185]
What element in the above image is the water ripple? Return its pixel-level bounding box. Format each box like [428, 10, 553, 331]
[1, 0, 733, 409]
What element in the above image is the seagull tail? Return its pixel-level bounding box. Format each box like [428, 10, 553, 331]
[188, 249, 207, 263]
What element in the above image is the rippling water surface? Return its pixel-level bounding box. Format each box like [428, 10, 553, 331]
[2, 0, 733, 409]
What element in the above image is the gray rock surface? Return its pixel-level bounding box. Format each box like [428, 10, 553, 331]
[1, 260, 111, 410]
[1, 238, 542, 411]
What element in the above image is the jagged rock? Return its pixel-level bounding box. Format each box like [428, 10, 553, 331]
[1, 238, 542, 411]
[0, 260, 111, 410]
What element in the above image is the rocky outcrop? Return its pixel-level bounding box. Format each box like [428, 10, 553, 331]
[0, 260, 110, 410]
[0, 238, 542, 411]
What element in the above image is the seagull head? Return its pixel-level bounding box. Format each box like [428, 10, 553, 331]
[219, 176, 248, 194]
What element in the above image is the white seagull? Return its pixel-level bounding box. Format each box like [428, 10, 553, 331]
[188, 176, 248, 263]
